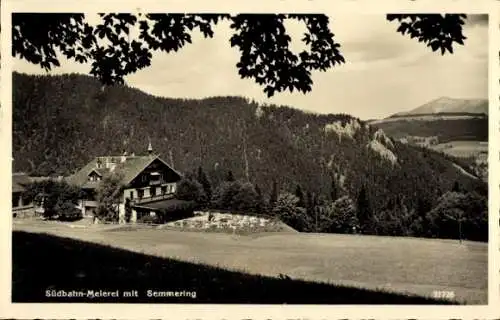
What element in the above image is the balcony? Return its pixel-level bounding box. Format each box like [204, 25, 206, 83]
[131, 193, 175, 205]
[149, 180, 161, 186]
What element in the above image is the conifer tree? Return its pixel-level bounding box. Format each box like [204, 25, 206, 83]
[254, 183, 265, 212]
[269, 179, 278, 207]
[330, 176, 339, 202]
[197, 166, 212, 201]
[356, 185, 372, 234]
[295, 184, 305, 208]
[225, 170, 235, 182]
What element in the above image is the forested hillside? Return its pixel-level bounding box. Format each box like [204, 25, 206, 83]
[370, 117, 488, 142]
[13, 72, 487, 240]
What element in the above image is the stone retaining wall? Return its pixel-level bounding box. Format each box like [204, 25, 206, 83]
[165, 211, 283, 232]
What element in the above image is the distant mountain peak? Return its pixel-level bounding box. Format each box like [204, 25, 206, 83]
[432, 96, 456, 104]
[392, 96, 488, 117]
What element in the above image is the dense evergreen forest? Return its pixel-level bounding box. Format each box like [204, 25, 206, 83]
[372, 117, 488, 142]
[13, 72, 488, 241]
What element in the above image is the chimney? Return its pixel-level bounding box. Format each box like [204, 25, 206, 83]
[148, 140, 153, 155]
[121, 151, 128, 163]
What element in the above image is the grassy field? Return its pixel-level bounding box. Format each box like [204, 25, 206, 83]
[431, 140, 488, 160]
[12, 221, 487, 304]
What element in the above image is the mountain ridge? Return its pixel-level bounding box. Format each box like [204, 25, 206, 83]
[369, 96, 488, 143]
[391, 96, 488, 118]
[12, 72, 487, 223]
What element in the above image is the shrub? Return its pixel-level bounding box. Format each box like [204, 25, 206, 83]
[24, 179, 82, 220]
[211, 181, 263, 213]
[176, 178, 206, 204]
[426, 191, 488, 241]
[55, 201, 82, 221]
[322, 196, 359, 234]
[272, 192, 311, 231]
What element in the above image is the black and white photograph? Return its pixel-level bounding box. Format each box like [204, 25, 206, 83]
[1, 1, 498, 318]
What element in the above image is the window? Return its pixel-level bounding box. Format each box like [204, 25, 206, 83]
[150, 172, 160, 185]
[85, 191, 96, 201]
[138, 189, 144, 199]
[21, 196, 32, 206]
[161, 186, 167, 195]
[88, 172, 101, 182]
[12, 193, 20, 208]
[151, 187, 156, 197]
[168, 184, 173, 193]
[129, 191, 134, 200]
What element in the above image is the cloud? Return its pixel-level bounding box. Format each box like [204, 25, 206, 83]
[466, 14, 488, 27]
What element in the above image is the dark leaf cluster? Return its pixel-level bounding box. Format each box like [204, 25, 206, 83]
[386, 14, 467, 55]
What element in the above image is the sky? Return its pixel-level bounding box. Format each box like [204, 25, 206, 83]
[13, 14, 489, 120]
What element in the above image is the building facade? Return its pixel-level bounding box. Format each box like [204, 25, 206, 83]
[67, 148, 183, 223]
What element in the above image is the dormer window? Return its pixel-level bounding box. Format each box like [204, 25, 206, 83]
[88, 170, 102, 182]
[149, 172, 161, 185]
[150, 172, 160, 180]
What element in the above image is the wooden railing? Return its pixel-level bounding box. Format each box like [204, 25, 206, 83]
[131, 193, 175, 205]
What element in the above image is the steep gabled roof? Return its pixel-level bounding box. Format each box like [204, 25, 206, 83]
[88, 169, 103, 177]
[67, 155, 181, 189]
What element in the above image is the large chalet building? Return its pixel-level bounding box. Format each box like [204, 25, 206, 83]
[67, 144, 183, 223]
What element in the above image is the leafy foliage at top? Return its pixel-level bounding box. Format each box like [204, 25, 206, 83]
[13, 13, 468, 97]
[387, 14, 467, 55]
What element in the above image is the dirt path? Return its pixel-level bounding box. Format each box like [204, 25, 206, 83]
[452, 163, 479, 180]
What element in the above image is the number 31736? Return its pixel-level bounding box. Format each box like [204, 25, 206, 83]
[432, 290, 455, 299]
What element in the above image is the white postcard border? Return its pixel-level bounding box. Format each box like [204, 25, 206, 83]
[1, 0, 498, 319]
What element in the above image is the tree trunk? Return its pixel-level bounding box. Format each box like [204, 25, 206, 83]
[241, 120, 250, 182]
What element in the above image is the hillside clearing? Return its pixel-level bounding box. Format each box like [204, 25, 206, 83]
[13, 221, 487, 304]
[431, 140, 488, 159]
